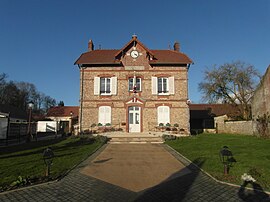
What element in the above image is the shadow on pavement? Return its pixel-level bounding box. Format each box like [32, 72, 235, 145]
[134, 157, 205, 202]
[238, 181, 270, 202]
[93, 158, 113, 164]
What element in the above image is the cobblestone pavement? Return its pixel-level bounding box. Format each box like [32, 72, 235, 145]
[0, 144, 269, 202]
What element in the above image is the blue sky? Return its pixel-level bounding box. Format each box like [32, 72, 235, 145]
[0, 0, 269, 105]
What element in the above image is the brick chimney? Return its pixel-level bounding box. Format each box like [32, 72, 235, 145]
[88, 39, 94, 51]
[173, 41, 180, 52]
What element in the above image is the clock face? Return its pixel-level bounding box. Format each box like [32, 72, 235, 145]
[130, 50, 139, 58]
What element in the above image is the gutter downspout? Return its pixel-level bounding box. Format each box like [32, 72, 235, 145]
[78, 64, 85, 134]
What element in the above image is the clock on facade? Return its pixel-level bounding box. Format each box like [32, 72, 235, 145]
[130, 50, 139, 59]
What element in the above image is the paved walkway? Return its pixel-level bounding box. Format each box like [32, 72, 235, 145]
[0, 144, 269, 202]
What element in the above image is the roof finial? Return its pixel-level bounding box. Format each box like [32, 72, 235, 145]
[132, 34, 137, 40]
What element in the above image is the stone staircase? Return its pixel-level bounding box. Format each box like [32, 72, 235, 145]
[104, 132, 164, 144]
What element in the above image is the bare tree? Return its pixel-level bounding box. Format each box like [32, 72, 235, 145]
[0, 81, 21, 107]
[0, 73, 7, 83]
[0, 73, 58, 114]
[43, 95, 56, 111]
[198, 61, 261, 120]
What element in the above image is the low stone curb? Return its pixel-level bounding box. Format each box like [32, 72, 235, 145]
[163, 144, 270, 196]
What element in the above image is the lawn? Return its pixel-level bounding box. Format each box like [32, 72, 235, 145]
[166, 133, 270, 191]
[0, 135, 105, 191]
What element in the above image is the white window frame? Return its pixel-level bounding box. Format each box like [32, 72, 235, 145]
[157, 106, 170, 125]
[158, 77, 169, 95]
[100, 77, 111, 95]
[94, 76, 117, 96]
[152, 76, 174, 95]
[98, 106, 111, 126]
[128, 78, 141, 91]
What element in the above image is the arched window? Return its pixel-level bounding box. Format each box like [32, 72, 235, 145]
[157, 106, 170, 125]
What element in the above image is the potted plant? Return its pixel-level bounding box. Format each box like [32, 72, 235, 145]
[158, 123, 165, 131]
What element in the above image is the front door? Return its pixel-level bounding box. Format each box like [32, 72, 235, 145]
[128, 106, 141, 132]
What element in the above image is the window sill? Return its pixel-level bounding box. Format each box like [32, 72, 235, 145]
[100, 94, 112, 96]
[157, 93, 170, 96]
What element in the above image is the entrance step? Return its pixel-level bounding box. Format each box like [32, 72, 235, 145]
[108, 134, 164, 144]
[108, 136, 164, 144]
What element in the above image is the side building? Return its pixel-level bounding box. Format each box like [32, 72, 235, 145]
[252, 65, 270, 119]
[75, 35, 193, 134]
[252, 65, 270, 136]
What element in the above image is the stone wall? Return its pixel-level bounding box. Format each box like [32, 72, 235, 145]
[215, 115, 254, 135]
[251, 65, 270, 136]
[252, 65, 270, 119]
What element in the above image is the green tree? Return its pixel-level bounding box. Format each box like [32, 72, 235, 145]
[58, 101, 65, 106]
[198, 61, 261, 120]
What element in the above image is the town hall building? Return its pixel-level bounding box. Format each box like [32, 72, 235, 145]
[75, 35, 193, 134]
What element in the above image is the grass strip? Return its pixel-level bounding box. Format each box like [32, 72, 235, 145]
[0, 136, 104, 191]
[166, 133, 270, 191]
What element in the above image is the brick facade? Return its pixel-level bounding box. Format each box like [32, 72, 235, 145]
[75, 36, 192, 134]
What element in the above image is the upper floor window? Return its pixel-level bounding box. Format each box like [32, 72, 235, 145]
[128, 78, 141, 91]
[100, 78, 111, 95]
[152, 76, 174, 95]
[158, 78, 168, 94]
[94, 77, 117, 95]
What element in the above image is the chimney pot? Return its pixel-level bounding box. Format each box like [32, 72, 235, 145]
[174, 41, 180, 52]
[88, 39, 94, 51]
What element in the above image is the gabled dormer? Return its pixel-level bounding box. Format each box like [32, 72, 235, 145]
[115, 35, 155, 61]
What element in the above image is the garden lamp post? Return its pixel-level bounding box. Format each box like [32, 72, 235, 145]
[70, 111, 73, 134]
[27, 101, 34, 142]
[219, 146, 236, 175]
[43, 147, 54, 177]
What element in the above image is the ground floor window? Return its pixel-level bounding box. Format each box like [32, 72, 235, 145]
[157, 106, 170, 125]
[98, 106, 111, 125]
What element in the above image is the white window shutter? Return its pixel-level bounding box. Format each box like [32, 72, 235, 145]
[99, 106, 111, 125]
[94, 77, 100, 95]
[152, 77, 157, 95]
[105, 106, 111, 124]
[157, 106, 170, 124]
[157, 106, 162, 124]
[111, 77, 117, 95]
[169, 76, 175, 95]
[98, 107, 105, 124]
[164, 106, 170, 124]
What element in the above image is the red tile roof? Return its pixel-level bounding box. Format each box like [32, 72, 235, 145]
[74, 50, 120, 65]
[75, 49, 192, 65]
[150, 50, 192, 64]
[46, 106, 79, 118]
[74, 38, 193, 65]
